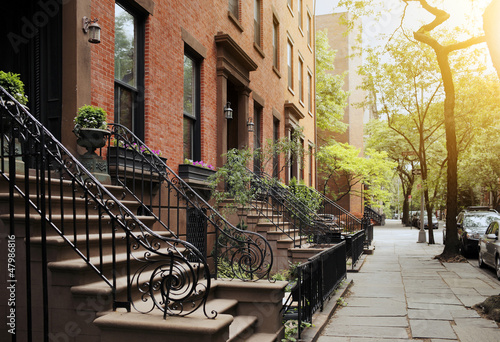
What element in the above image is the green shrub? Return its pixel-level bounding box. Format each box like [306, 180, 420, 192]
[0, 71, 28, 106]
[74, 105, 107, 129]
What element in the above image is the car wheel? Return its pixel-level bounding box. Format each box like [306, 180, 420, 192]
[478, 250, 486, 268]
[496, 257, 500, 280]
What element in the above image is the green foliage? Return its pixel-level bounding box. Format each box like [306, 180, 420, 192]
[282, 320, 312, 342]
[209, 148, 255, 211]
[315, 30, 348, 135]
[336, 297, 347, 306]
[74, 105, 108, 129]
[288, 178, 323, 213]
[317, 141, 396, 206]
[0, 71, 28, 105]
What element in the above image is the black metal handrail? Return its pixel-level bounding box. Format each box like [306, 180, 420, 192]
[345, 230, 365, 269]
[311, 188, 363, 233]
[364, 205, 383, 225]
[245, 168, 331, 245]
[103, 124, 273, 281]
[282, 242, 347, 339]
[0, 87, 215, 340]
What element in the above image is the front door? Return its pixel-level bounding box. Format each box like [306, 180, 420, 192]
[0, 0, 63, 140]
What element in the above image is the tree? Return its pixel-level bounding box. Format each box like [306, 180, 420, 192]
[315, 30, 349, 136]
[316, 141, 396, 206]
[337, 0, 492, 257]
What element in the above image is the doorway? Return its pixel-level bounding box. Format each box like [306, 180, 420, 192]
[0, 0, 63, 140]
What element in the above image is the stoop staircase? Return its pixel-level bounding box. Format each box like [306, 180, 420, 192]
[0, 87, 284, 341]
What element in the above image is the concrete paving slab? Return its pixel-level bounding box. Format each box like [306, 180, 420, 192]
[344, 297, 406, 308]
[334, 306, 408, 317]
[327, 315, 408, 327]
[404, 279, 449, 288]
[454, 318, 499, 328]
[317, 338, 411, 342]
[444, 278, 493, 288]
[407, 302, 462, 310]
[322, 325, 409, 339]
[406, 293, 462, 305]
[348, 285, 405, 298]
[453, 325, 500, 342]
[450, 287, 480, 295]
[475, 287, 500, 296]
[455, 294, 488, 307]
[449, 309, 481, 319]
[404, 287, 454, 295]
[407, 308, 453, 320]
[409, 320, 457, 339]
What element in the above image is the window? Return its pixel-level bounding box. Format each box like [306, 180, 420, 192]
[287, 40, 293, 90]
[254, 0, 261, 47]
[114, 2, 145, 137]
[307, 72, 312, 113]
[298, 57, 303, 102]
[253, 103, 262, 173]
[183, 53, 201, 161]
[308, 144, 313, 187]
[307, 12, 312, 47]
[273, 119, 280, 178]
[297, 0, 302, 30]
[229, 0, 239, 19]
[288, 0, 292, 10]
[272, 17, 279, 70]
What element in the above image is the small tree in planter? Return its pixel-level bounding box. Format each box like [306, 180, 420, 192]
[73, 105, 109, 154]
[73, 105, 110, 182]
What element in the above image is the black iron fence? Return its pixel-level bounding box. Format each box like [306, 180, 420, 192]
[312, 188, 363, 233]
[282, 241, 347, 339]
[364, 205, 383, 225]
[345, 230, 365, 269]
[0, 86, 273, 339]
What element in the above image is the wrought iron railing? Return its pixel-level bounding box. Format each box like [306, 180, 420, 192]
[364, 205, 383, 225]
[311, 188, 363, 233]
[282, 242, 347, 339]
[103, 124, 273, 281]
[345, 230, 365, 269]
[0, 87, 214, 339]
[246, 168, 331, 246]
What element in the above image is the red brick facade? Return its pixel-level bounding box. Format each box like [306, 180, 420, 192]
[86, 0, 316, 184]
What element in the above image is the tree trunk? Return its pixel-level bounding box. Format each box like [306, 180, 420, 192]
[437, 51, 460, 256]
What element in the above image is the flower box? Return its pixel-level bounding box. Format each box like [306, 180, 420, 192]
[108, 146, 167, 173]
[178, 164, 216, 183]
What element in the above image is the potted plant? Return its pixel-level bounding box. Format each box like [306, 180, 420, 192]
[179, 159, 216, 183]
[73, 105, 109, 155]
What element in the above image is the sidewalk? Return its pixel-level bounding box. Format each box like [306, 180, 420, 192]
[316, 219, 500, 342]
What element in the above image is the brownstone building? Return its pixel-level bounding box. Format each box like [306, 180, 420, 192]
[0, 0, 318, 340]
[316, 12, 366, 215]
[1, 0, 316, 185]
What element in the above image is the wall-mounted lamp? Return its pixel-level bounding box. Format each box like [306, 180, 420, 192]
[247, 117, 255, 132]
[224, 102, 233, 119]
[82, 16, 101, 44]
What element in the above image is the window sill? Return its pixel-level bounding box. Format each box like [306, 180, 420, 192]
[288, 87, 295, 96]
[298, 26, 304, 37]
[273, 66, 282, 78]
[308, 44, 313, 54]
[288, 5, 294, 17]
[254, 43, 265, 58]
[228, 11, 244, 32]
[299, 100, 305, 108]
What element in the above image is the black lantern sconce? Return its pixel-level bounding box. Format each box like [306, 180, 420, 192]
[224, 102, 233, 119]
[82, 17, 101, 44]
[247, 117, 255, 132]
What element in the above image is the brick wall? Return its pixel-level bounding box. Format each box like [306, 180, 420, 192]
[88, 0, 316, 184]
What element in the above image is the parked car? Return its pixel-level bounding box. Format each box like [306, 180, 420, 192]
[411, 212, 438, 229]
[457, 207, 500, 256]
[478, 220, 500, 279]
[416, 213, 439, 230]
